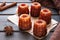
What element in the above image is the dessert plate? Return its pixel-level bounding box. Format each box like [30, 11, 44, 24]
[8, 15, 58, 39]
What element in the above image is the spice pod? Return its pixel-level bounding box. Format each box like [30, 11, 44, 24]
[4, 26, 13, 36]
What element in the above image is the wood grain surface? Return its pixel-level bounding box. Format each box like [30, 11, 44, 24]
[0, 0, 60, 40]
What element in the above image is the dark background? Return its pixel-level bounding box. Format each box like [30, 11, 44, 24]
[0, 0, 60, 40]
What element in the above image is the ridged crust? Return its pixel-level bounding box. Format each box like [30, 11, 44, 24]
[19, 14, 32, 31]
[33, 19, 47, 37]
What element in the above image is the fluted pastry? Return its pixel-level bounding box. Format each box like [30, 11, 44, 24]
[33, 19, 47, 37]
[39, 8, 51, 24]
[19, 14, 32, 31]
[18, 4, 29, 16]
[30, 2, 41, 17]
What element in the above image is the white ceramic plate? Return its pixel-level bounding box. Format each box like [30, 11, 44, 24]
[8, 15, 58, 39]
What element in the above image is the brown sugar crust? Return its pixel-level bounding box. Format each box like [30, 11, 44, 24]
[30, 2, 41, 17]
[33, 19, 47, 37]
[18, 4, 29, 16]
[19, 14, 32, 31]
[39, 8, 51, 24]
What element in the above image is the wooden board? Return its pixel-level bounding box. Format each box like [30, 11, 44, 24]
[0, 0, 60, 40]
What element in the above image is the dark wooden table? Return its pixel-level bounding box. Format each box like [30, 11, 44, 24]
[0, 0, 60, 40]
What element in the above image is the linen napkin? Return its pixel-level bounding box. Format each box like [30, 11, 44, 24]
[49, 23, 60, 40]
[31, 0, 60, 14]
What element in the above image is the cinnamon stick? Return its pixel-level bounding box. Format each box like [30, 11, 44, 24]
[0, 2, 17, 11]
[0, 2, 6, 7]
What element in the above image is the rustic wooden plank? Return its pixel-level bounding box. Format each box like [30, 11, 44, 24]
[0, 15, 19, 31]
[0, 3, 31, 15]
[0, 32, 36, 40]
[51, 15, 60, 32]
[52, 15, 60, 21]
[0, 32, 53, 40]
[0, 0, 59, 40]
[0, 0, 31, 2]
[0, 3, 58, 15]
[0, 3, 17, 15]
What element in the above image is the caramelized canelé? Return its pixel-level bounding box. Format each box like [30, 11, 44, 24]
[33, 19, 47, 37]
[18, 4, 29, 16]
[30, 2, 41, 17]
[19, 14, 32, 31]
[39, 8, 51, 24]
